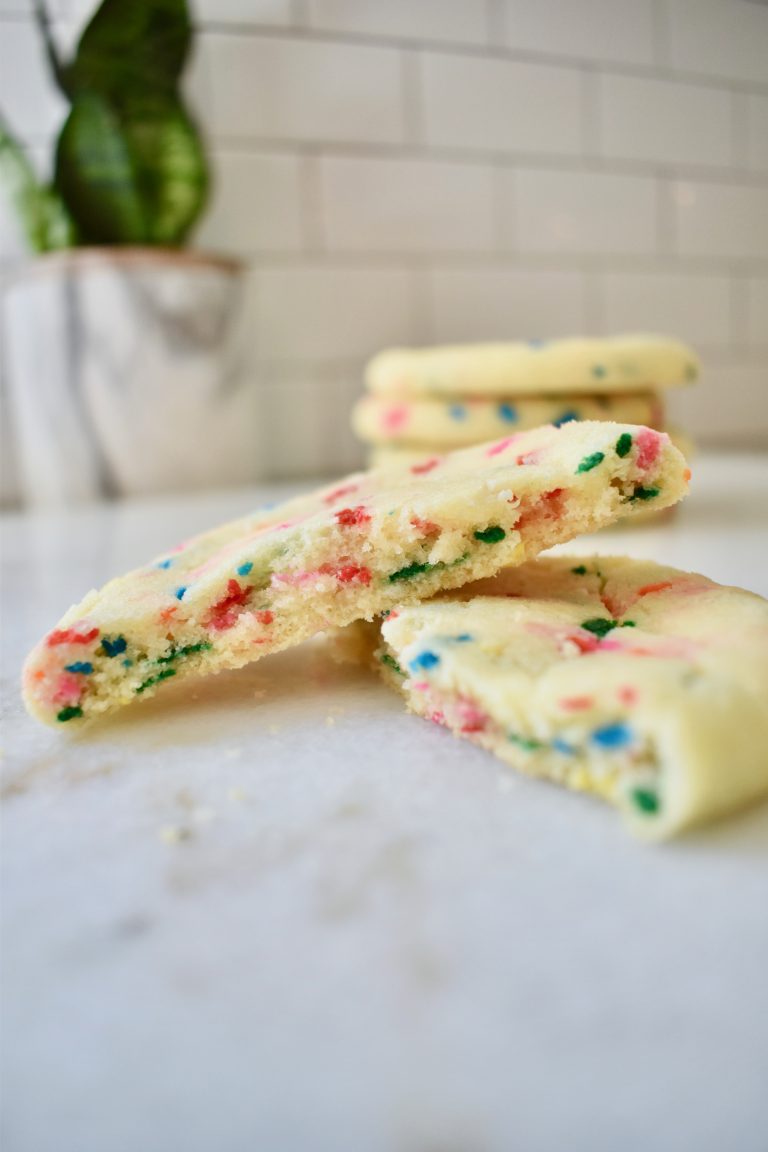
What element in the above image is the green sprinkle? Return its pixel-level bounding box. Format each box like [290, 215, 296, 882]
[388, 560, 433, 583]
[615, 433, 633, 458]
[571, 564, 587, 575]
[156, 641, 213, 665]
[580, 617, 617, 638]
[57, 705, 83, 722]
[387, 553, 468, 584]
[473, 525, 506, 544]
[621, 620, 636, 628]
[136, 667, 177, 694]
[380, 653, 405, 677]
[630, 485, 660, 502]
[632, 787, 660, 815]
[576, 451, 605, 474]
[509, 732, 543, 751]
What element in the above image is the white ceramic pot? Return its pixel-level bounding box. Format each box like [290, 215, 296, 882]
[2, 248, 260, 508]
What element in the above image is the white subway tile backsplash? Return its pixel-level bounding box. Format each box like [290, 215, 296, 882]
[668, 357, 768, 442]
[421, 53, 583, 155]
[666, 0, 768, 86]
[429, 266, 586, 342]
[192, 0, 294, 25]
[262, 373, 364, 478]
[503, 0, 655, 67]
[253, 266, 417, 361]
[746, 95, 768, 172]
[746, 278, 768, 347]
[320, 156, 495, 253]
[673, 181, 768, 259]
[197, 34, 405, 144]
[599, 74, 732, 168]
[2, 0, 767, 466]
[195, 151, 303, 254]
[0, 19, 66, 138]
[514, 168, 658, 255]
[307, 0, 489, 45]
[599, 271, 731, 348]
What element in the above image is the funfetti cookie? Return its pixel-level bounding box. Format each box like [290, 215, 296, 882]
[23, 422, 688, 727]
[368, 430, 695, 488]
[377, 556, 768, 839]
[367, 334, 698, 399]
[353, 391, 662, 448]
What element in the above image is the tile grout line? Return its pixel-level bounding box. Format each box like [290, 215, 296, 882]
[3, 9, 768, 96]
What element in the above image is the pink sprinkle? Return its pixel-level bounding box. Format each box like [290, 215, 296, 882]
[323, 483, 359, 506]
[456, 696, 487, 733]
[596, 638, 624, 652]
[635, 428, 663, 470]
[486, 436, 518, 458]
[430, 710, 446, 726]
[410, 457, 440, 475]
[410, 515, 440, 535]
[47, 625, 99, 648]
[636, 580, 675, 598]
[560, 695, 593, 711]
[412, 681, 430, 692]
[382, 404, 409, 432]
[53, 673, 82, 706]
[618, 686, 638, 705]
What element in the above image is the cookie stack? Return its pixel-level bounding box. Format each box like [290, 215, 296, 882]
[352, 334, 698, 471]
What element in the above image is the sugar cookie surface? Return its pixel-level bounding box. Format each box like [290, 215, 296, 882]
[23, 422, 688, 727]
[353, 391, 661, 447]
[378, 556, 768, 839]
[367, 334, 698, 398]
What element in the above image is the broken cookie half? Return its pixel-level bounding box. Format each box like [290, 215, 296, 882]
[24, 422, 687, 726]
[377, 556, 768, 839]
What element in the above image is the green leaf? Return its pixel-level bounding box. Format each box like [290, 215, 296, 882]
[119, 96, 208, 244]
[55, 93, 148, 244]
[68, 0, 192, 102]
[55, 91, 208, 245]
[0, 121, 75, 251]
[32, 0, 72, 99]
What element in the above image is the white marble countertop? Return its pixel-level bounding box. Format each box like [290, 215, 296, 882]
[3, 453, 768, 1152]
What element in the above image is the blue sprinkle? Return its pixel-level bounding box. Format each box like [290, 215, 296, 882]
[174, 586, 187, 600]
[156, 558, 173, 569]
[554, 409, 579, 427]
[498, 403, 517, 423]
[101, 635, 127, 657]
[591, 722, 633, 749]
[552, 737, 576, 756]
[409, 650, 440, 672]
[64, 661, 93, 675]
[449, 404, 467, 421]
[237, 561, 253, 576]
[122, 659, 133, 668]
[454, 633, 473, 643]
[592, 364, 607, 379]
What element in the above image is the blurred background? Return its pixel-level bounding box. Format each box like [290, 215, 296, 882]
[1, 0, 767, 507]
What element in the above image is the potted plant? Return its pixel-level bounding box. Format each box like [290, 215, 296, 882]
[0, 0, 257, 508]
